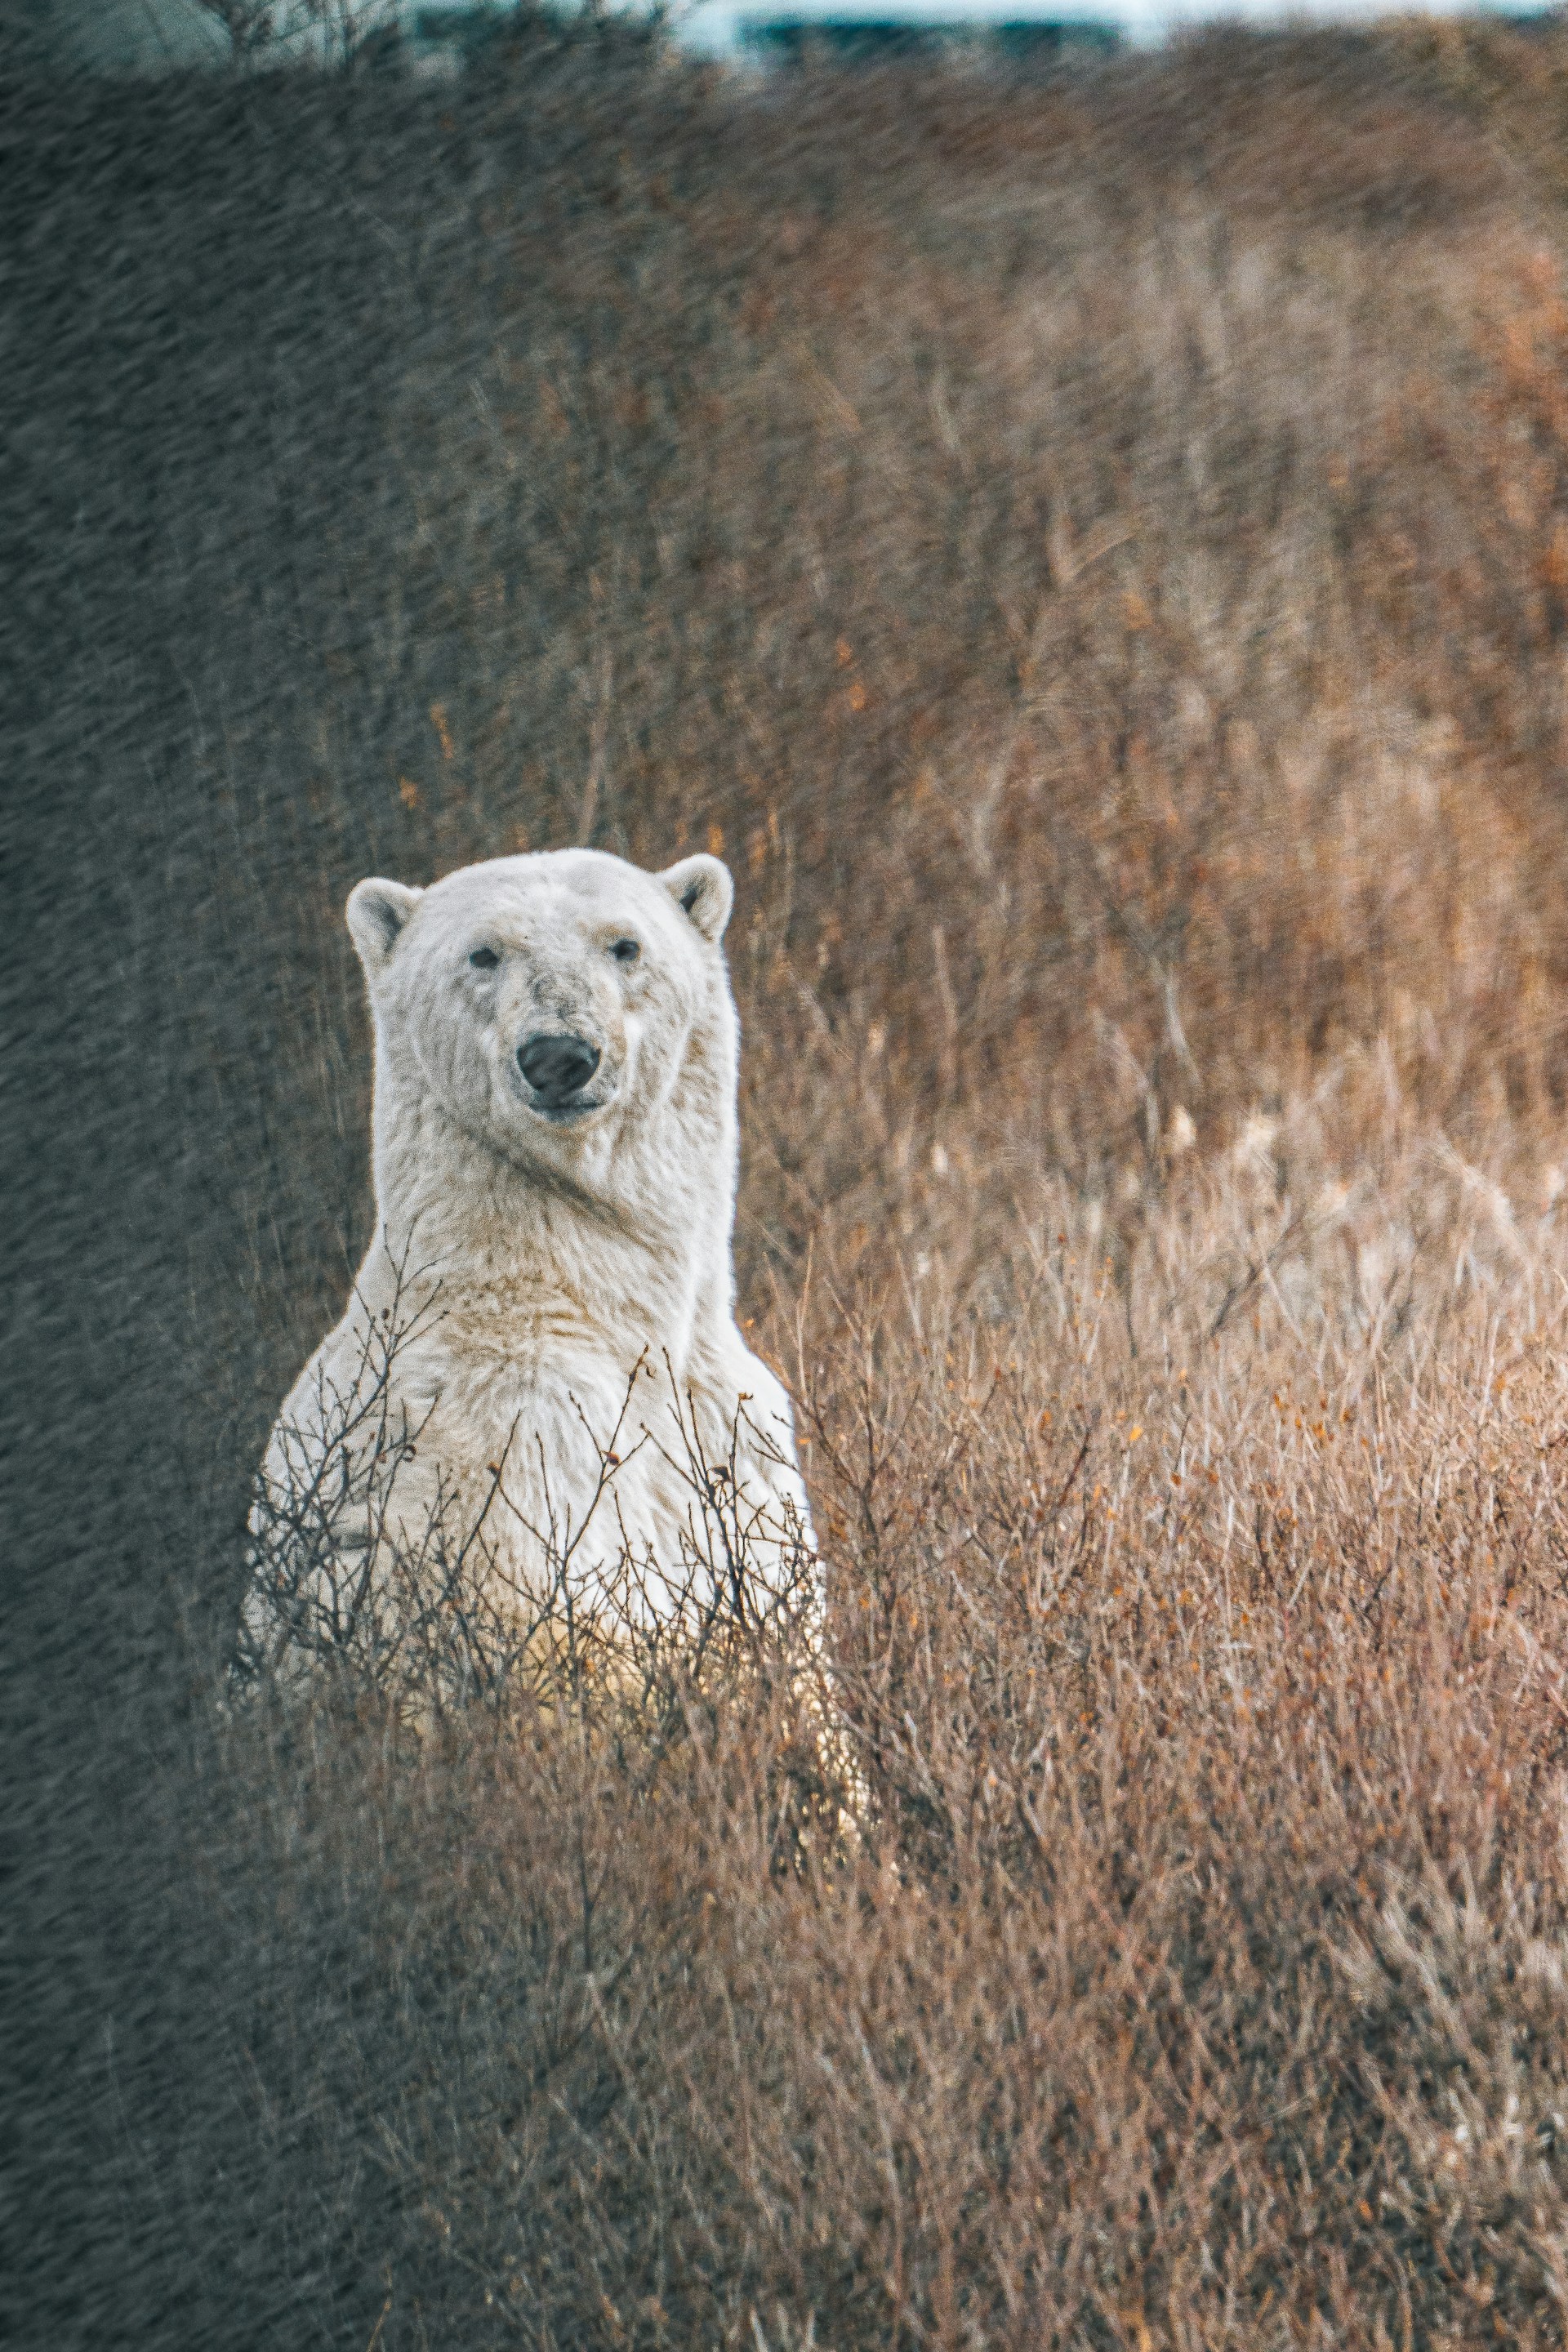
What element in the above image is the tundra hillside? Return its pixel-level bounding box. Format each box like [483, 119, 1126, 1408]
[20, 17, 1568, 2347]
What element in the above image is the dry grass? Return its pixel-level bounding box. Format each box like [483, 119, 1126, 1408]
[23, 16, 1568, 2347]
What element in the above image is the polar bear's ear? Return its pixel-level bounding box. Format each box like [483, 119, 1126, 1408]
[659, 853, 733, 947]
[346, 878, 423, 974]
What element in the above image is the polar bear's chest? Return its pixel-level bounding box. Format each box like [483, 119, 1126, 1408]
[256, 1290, 810, 1656]
[403, 1305, 665, 1461]
[379, 1313, 726, 1607]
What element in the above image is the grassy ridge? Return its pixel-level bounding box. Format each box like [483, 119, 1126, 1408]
[18, 18, 1568, 2345]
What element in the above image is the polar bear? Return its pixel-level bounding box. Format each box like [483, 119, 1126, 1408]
[242, 846, 813, 1687]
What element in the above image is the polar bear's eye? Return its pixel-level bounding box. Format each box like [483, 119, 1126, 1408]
[468, 947, 500, 971]
[608, 937, 641, 965]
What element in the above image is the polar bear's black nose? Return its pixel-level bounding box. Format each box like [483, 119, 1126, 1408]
[517, 1031, 602, 1107]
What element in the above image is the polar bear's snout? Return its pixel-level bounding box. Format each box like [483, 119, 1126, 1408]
[516, 1028, 604, 1116]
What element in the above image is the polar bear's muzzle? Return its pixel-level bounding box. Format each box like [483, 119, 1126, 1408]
[515, 1028, 608, 1120]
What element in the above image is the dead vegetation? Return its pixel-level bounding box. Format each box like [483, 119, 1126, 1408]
[24, 15, 1568, 2347]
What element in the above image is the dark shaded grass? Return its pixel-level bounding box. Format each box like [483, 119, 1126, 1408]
[19, 19, 1568, 2345]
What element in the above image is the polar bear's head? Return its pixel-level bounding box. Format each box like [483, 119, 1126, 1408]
[345, 848, 735, 1179]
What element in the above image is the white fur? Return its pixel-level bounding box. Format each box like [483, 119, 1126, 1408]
[245, 847, 812, 1671]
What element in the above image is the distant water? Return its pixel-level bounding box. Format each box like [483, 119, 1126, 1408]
[679, 0, 1556, 60]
